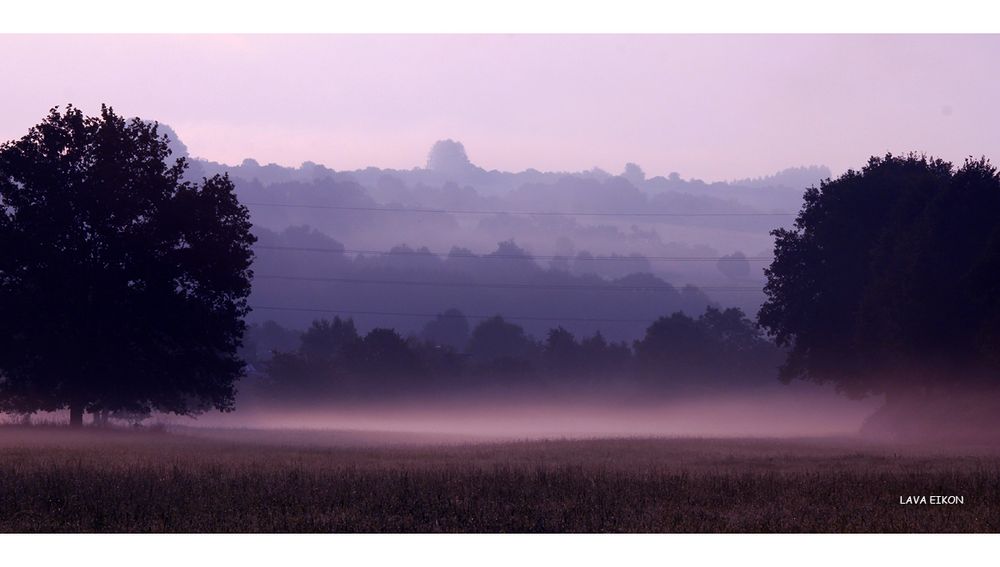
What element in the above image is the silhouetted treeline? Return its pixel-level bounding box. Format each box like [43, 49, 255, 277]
[177, 133, 802, 250]
[248, 226, 720, 341]
[158, 131, 795, 319]
[188, 138, 823, 212]
[230, 170, 787, 263]
[240, 306, 781, 403]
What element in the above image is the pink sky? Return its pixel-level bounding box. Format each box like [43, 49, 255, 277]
[1, 34, 997, 181]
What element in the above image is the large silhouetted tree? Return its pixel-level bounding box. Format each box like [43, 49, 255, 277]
[759, 154, 1000, 418]
[0, 105, 255, 425]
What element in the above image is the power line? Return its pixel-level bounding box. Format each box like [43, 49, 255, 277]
[249, 305, 664, 324]
[252, 244, 773, 262]
[254, 273, 764, 292]
[243, 202, 795, 218]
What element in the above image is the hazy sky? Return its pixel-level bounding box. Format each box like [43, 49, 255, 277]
[1, 35, 997, 181]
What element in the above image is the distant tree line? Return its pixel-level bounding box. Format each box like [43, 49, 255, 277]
[241, 306, 782, 403]
[249, 227, 721, 343]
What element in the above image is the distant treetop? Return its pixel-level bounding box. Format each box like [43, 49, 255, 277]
[426, 139, 475, 173]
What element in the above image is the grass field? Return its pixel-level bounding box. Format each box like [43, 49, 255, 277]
[0, 425, 998, 532]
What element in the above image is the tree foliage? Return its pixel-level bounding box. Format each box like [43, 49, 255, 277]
[0, 105, 255, 422]
[255, 305, 777, 401]
[759, 153, 1000, 398]
[420, 308, 470, 350]
[634, 307, 777, 390]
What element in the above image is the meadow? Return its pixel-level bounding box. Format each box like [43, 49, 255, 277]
[0, 425, 998, 532]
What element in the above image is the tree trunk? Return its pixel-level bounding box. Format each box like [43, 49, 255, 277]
[69, 403, 84, 427]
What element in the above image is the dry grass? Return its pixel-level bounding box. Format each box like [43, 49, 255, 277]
[0, 425, 998, 532]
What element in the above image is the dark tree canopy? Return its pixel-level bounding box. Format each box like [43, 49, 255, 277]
[466, 316, 537, 364]
[0, 105, 256, 424]
[634, 307, 776, 390]
[347, 328, 418, 378]
[759, 153, 1000, 399]
[300, 317, 359, 362]
[420, 308, 470, 350]
[543, 327, 580, 373]
[262, 321, 452, 402]
[541, 327, 632, 384]
[253, 306, 776, 403]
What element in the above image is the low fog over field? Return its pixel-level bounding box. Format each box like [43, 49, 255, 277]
[186, 388, 880, 441]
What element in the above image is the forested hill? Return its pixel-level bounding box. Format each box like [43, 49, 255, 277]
[157, 127, 827, 332]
